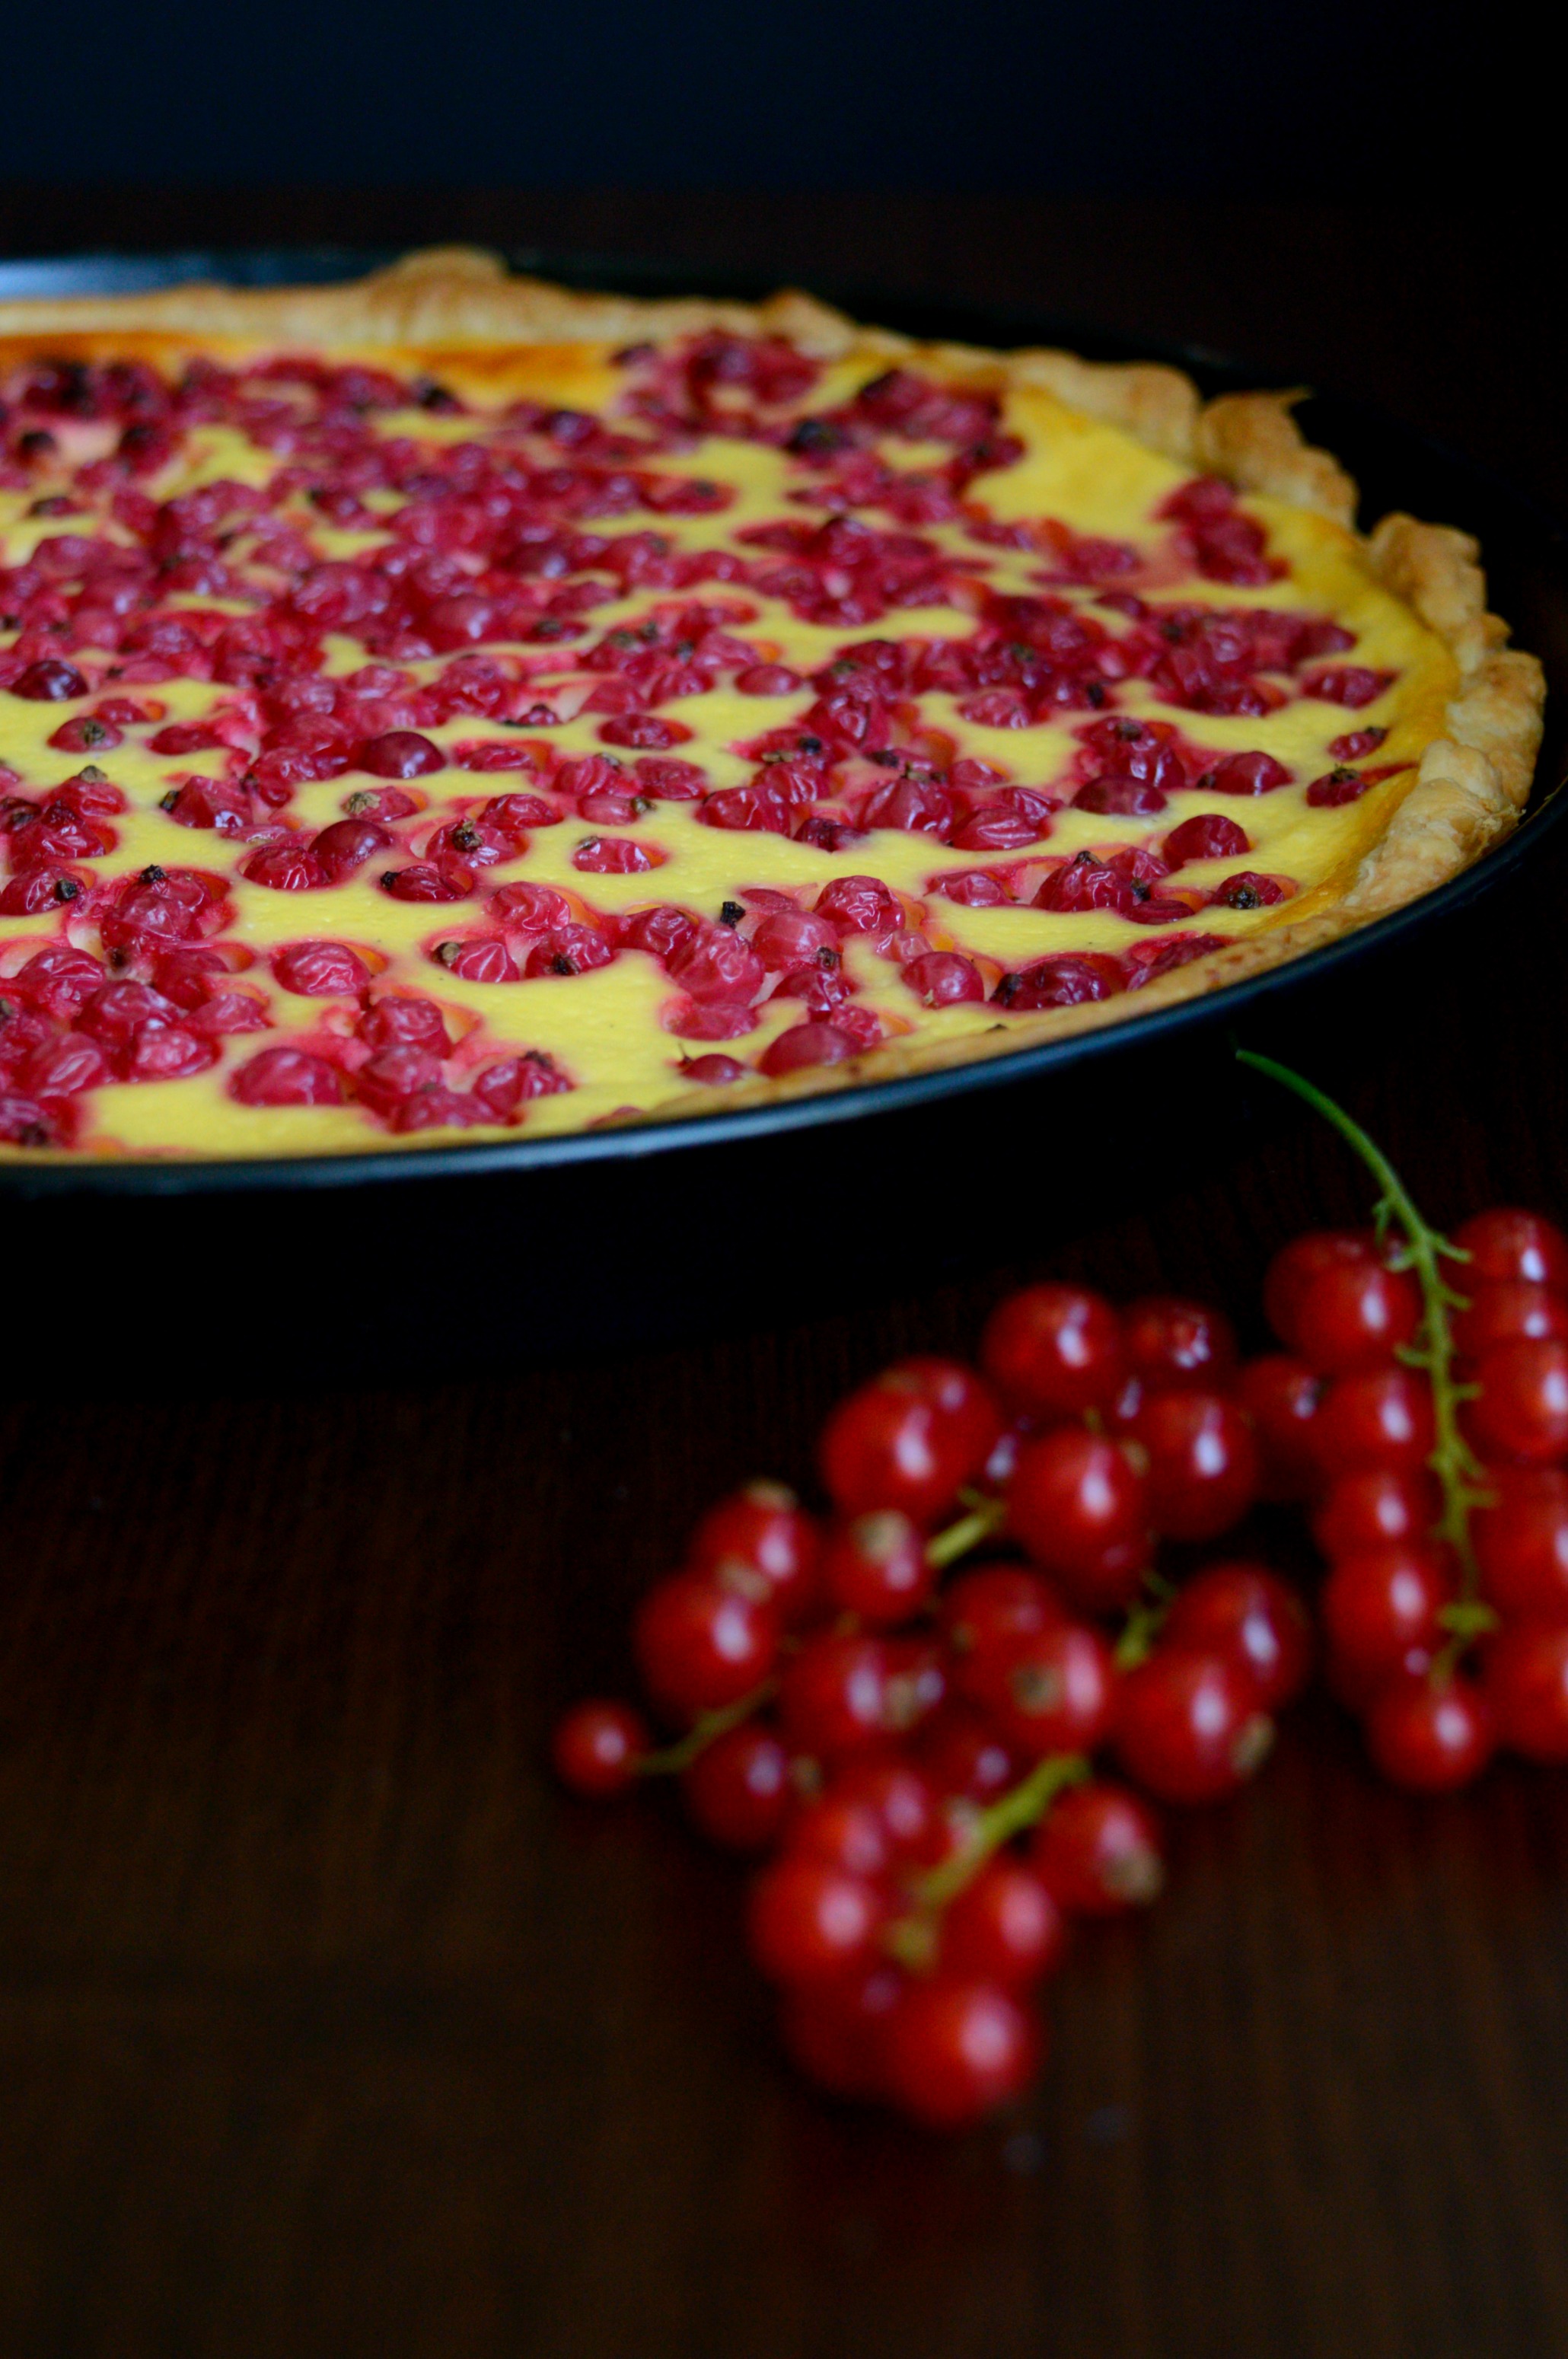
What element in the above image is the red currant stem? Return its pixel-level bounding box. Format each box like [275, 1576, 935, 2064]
[635, 1678, 778, 1776]
[1237, 1050, 1487, 1597]
[926, 1494, 1008, 1571]
[915, 1750, 1091, 1914]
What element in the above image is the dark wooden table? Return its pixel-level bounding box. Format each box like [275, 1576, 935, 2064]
[3, 191, 1566, 2358]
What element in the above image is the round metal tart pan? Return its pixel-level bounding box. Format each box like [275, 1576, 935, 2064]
[4, 250, 1565, 1384]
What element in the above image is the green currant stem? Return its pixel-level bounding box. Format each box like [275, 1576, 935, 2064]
[916, 1750, 1090, 1914]
[1115, 1569, 1177, 1669]
[1237, 1050, 1492, 1610]
[926, 1494, 1007, 1570]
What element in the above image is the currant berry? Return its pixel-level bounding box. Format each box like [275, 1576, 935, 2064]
[916, 1704, 1021, 1803]
[826, 1757, 940, 1863]
[881, 1977, 1041, 2128]
[681, 1722, 793, 1851]
[551, 1699, 649, 1797]
[1452, 1207, 1568, 1294]
[1312, 1468, 1440, 1560]
[1452, 1281, 1568, 1363]
[1473, 1466, 1568, 1621]
[1031, 1780, 1165, 1913]
[1122, 1296, 1238, 1392]
[1464, 1338, 1568, 1465]
[1324, 1543, 1456, 1685]
[786, 1794, 894, 1879]
[633, 1567, 778, 1720]
[748, 1857, 886, 1985]
[688, 1480, 821, 1624]
[1006, 1428, 1148, 1606]
[819, 1357, 1002, 1525]
[1263, 1229, 1378, 1350]
[1313, 1366, 1436, 1479]
[980, 1282, 1126, 1418]
[1130, 1390, 1259, 1542]
[975, 1621, 1117, 1760]
[779, 1962, 904, 2099]
[1364, 1672, 1493, 1792]
[1276, 1245, 1421, 1376]
[820, 1510, 934, 1626]
[1484, 1624, 1568, 1762]
[1235, 1354, 1323, 1500]
[1163, 1562, 1313, 1710]
[1114, 1647, 1273, 1805]
[778, 1631, 891, 1759]
[939, 1562, 1066, 1687]
[937, 1860, 1066, 1988]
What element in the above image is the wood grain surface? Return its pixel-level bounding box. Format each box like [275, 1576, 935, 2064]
[2, 189, 1566, 2358]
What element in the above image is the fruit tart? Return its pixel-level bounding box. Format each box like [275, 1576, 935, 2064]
[0, 249, 1544, 1159]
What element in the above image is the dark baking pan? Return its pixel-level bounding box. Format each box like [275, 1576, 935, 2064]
[2, 248, 1564, 1385]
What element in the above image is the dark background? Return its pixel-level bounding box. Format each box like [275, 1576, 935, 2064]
[5, 10, 1568, 2355]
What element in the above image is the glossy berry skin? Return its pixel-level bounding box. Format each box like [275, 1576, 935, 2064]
[1473, 1466, 1568, 1621]
[1465, 1338, 1568, 1465]
[748, 1857, 885, 1986]
[1007, 1428, 1148, 1605]
[1284, 1252, 1421, 1377]
[1163, 1562, 1313, 1710]
[1236, 1355, 1323, 1500]
[778, 1631, 891, 1759]
[1452, 1207, 1568, 1294]
[916, 1705, 1021, 1803]
[1452, 1282, 1568, 1363]
[780, 1963, 904, 2099]
[1312, 1367, 1436, 1480]
[939, 1563, 1066, 1687]
[1114, 1647, 1273, 1806]
[819, 1357, 1002, 1525]
[1031, 1780, 1165, 1914]
[633, 1569, 778, 1720]
[1320, 1545, 1452, 1685]
[1122, 1296, 1238, 1392]
[688, 1481, 821, 1625]
[786, 1794, 893, 1879]
[1484, 1624, 1568, 1762]
[977, 1621, 1117, 1760]
[551, 1699, 649, 1797]
[1130, 1390, 1259, 1543]
[980, 1283, 1126, 1418]
[1313, 1468, 1439, 1561]
[1264, 1230, 1378, 1351]
[681, 1722, 793, 1851]
[937, 1860, 1066, 1988]
[1365, 1673, 1493, 1793]
[820, 1510, 934, 1626]
[827, 1758, 939, 1863]
[881, 1977, 1041, 2128]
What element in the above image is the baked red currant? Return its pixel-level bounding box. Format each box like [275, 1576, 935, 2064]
[1464, 1337, 1568, 1465]
[1452, 1207, 1568, 1293]
[980, 1282, 1126, 1418]
[1122, 1296, 1238, 1391]
[819, 1357, 1002, 1525]
[551, 1698, 649, 1797]
[1313, 1366, 1436, 1478]
[1364, 1672, 1493, 1792]
[937, 1860, 1066, 1988]
[633, 1567, 778, 1720]
[1130, 1390, 1259, 1541]
[975, 1621, 1117, 1759]
[1473, 1466, 1568, 1621]
[748, 1857, 887, 1985]
[681, 1722, 793, 1851]
[1163, 1561, 1312, 1710]
[1319, 1545, 1452, 1685]
[1114, 1647, 1273, 1805]
[1452, 1281, 1568, 1363]
[1484, 1624, 1568, 1762]
[881, 1977, 1040, 2128]
[688, 1480, 821, 1625]
[1312, 1467, 1439, 1560]
[1006, 1427, 1149, 1606]
[1031, 1780, 1165, 1913]
[778, 1631, 891, 1758]
[1235, 1354, 1323, 1500]
[820, 1510, 934, 1625]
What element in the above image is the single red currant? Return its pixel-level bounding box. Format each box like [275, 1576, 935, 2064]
[1007, 1427, 1149, 1605]
[1282, 1250, 1421, 1376]
[1452, 1281, 1568, 1363]
[916, 1704, 1021, 1803]
[777, 1631, 891, 1759]
[819, 1357, 1002, 1525]
[748, 1857, 887, 1985]
[820, 1509, 934, 1626]
[681, 1721, 793, 1851]
[1235, 1354, 1323, 1500]
[633, 1567, 778, 1720]
[1163, 1561, 1313, 1710]
[881, 1977, 1041, 2127]
[785, 1793, 894, 1879]
[1365, 1672, 1493, 1792]
[937, 1860, 1066, 1988]
[1320, 1545, 1453, 1685]
[825, 1757, 940, 1863]
[1452, 1207, 1568, 1293]
[1122, 1296, 1238, 1391]
[980, 1282, 1126, 1418]
[1130, 1390, 1259, 1542]
[1031, 1780, 1165, 1914]
[1313, 1366, 1436, 1480]
[779, 1962, 904, 2098]
[1312, 1467, 1440, 1560]
[1263, 1229, 1378, 1349]
[688, 1480, 821, 1624]
[1473, 1465, 1568, 1621]
[1464, 1338, 1568, 1465]
[975, 1621, 1117, 1759]
[1114, 1647, 1273, 1805]
[1484, 1624, 1568, 1762]
[939, 1561, 1066, 1689]
[550, 1698, 649, 1797]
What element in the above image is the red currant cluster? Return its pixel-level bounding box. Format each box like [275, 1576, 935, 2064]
[552, 1057, 1568, 2128]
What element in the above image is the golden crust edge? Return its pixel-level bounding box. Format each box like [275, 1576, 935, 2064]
[0, 249, 1547, 1152]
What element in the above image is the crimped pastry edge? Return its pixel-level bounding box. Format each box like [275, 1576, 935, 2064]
[0, 248, 1547, 1143]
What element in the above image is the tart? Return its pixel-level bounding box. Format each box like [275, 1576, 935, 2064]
[0, 248, 1544, 1159]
